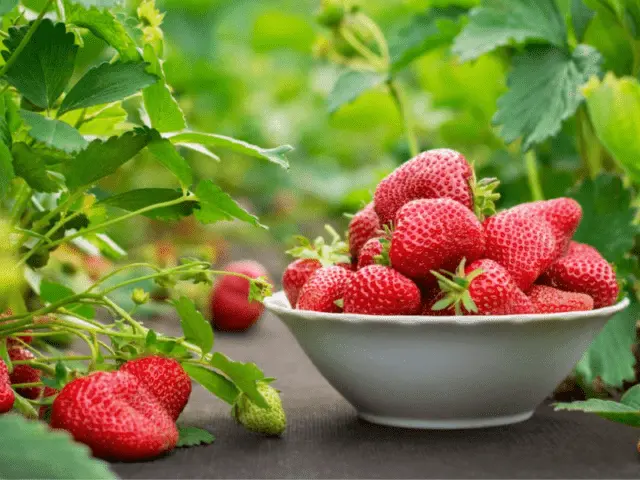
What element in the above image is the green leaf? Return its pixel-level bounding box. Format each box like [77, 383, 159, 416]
[66, 4, 140, 62]
[64, 129, 151, 189]
[582, 73, 640, 183]
[167, 131, 291, 169]
[0, 94, 12, 147]
[182, 363, 240, 404]
[142, 44, 186, 133]
[176, 426, 215, 447]
[576, 292, 639, 388]
[494, 44, 601, 151]
[0, 141, 14, 198]
[99, 188, 196, 221]
[554, 385, 640, 426]
[173, 296, 214, 356]
[60, 103, 130, 136]
[2, 20, 77, 109]
[209, 352, 268, 408]
[571, 0, 595, 41]
[20, 111, 87, 153]
[452, 0, 567, 61]
[0, 0, 18, 15]
[146, 133, 193, 186]
[40, 280, 95, 319]
[59, 62, 157, 115]
[327, 70, 388, 114]
[194, 180, 264, 228]
[0, 414, 116, 479]
[569, 174, 637, 264]
[12, 143, 60, 192]
[389, 7, 466, 72]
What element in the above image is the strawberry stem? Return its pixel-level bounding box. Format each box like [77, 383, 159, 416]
[430, 259, 483, 315]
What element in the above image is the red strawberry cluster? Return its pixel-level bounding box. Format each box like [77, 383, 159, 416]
[283, 149, 619, 316]
[48, 356, 191, 461]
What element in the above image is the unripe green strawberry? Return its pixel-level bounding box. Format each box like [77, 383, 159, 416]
[232, 382, 286, 436]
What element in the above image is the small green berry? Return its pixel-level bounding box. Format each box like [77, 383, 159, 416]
[232, 382, 286, 436]
[132, 288, 150, 305]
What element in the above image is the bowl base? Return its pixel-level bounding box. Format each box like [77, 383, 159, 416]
[358, 410, 534, 429]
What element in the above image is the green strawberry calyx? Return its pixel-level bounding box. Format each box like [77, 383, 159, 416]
[430, 258, 484, 316]
[286, 224, 351, 267]
[470, 169, 501, 221]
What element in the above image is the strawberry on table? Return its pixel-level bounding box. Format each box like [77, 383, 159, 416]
[0, 360, 14, 414]
[539, 243, 618, 308]
[297, 266, 352, 313]
[483, 210, 556, 291]
[51, 371, 178, 461]
[374, 149, 474, 225]
[348, 202, 381, 259]
[507, 198, 582, 259]
[528, 285, 594, 313]
[389, 198, 485, 283]
[211, 260, 269, 331]
[343, 265, 421, 315]
[430, 259, 533, 316]
[120, 356, 191, 421]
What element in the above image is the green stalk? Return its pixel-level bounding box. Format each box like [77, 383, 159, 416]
[524, 150, 544, 201]
[387, 79, 419, 157]
[575, 106, 603, 178]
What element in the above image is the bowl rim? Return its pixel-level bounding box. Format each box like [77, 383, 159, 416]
[264, 291, 630, 325]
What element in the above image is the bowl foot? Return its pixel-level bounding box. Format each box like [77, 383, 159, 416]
[358, 410, 534, 429]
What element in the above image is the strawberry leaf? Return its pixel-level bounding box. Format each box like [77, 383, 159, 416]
[182, 363, 240, 404]
[209, 352, 268, 408]
[2, 20, 77, 109]
[452, 0, 567, 62]
[19, 111, 88, 154]
[173, 296, 214, 357]
[99, 188, 197, 221]
[494, 44, 601, 151]
[64, 129, 152, 189]
[12, 143, 62, 193]
[327, 70, 388, 114]
[554, 385, 640, 426]
[40, 280, 95, 319]
[194, 180, 265, 228]
[176, 426, 215, 447]
[146, 132, 193, 187]
[0, 414, 116, 479]
[59, 62, 157, 115]
[0, 141, 14, 199]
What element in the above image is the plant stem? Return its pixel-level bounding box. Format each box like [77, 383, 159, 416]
[9, 181, 31, 227]
[387, 79, 419, 157]
[524, 150, 544, 201]
[356, 12, 390, 66]
[339, 24, 386, 70]
[575, 106, 602, 178]
[0, 0, 55, 77]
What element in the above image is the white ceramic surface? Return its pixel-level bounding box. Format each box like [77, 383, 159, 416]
[265, 291, 629, 429]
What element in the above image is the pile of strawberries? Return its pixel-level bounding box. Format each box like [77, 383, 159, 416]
[283, 149, 619, 316]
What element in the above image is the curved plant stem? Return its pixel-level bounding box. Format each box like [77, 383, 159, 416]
[524, 150, 544, 201]
[387, 79, 419, 157]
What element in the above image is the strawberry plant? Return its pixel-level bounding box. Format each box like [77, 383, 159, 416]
[317, 0, 640, 401]
[0, 0, 291, 467]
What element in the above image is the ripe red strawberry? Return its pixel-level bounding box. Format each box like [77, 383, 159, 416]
[528, 285, 594, 313]
[390, 198, 485, 282]
[343, 265, 421, 315]
[566, 241, 601, 258]
[282, 258, 321, 307]
[510, 287, 535, 314]
[0, 360, 14, 414]
[51, 371, 178, 461]
[297, 266, 352, 312]
[120, 356, 191, 421]
[356, 237, 386, 269]
[210, 260, 269, 331]
[507, 198, 582, 258]
[374, 149, 474, 224]
[483, 211, 556, 291]
[539, 247, 618, 308]
[8, 347, 42, 400]
[432, 259, 531, 315]
[348, 203, 381, 258]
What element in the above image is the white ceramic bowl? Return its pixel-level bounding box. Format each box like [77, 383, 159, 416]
[265, 291, 629, 429]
